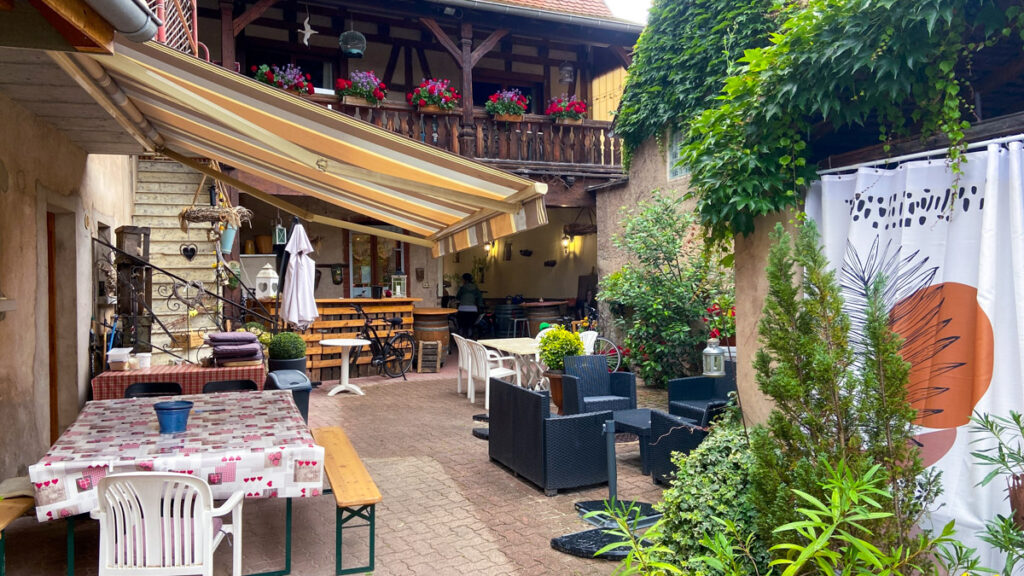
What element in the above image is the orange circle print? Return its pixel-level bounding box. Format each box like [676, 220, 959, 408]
[890, 281, 993, 430]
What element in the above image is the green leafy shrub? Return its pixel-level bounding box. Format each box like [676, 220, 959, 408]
[654, 418, 768, 575]
[537, 327, 583, 371]
[751, 221, 938, 556]
[268, 331, 306, 360]
[598, 192, 731, 386]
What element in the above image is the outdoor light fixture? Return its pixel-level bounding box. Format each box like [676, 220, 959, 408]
[702, 338, 726, 377]
[484, 241, 493, 253]
[559, 62, 575, 84]
[561, 233, 571, 254]
[339, 22, 366, 58]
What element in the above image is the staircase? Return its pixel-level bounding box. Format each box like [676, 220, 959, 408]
[133, 157, 219, 362]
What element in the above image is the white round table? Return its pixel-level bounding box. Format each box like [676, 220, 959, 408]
[321, 338, 370, 396]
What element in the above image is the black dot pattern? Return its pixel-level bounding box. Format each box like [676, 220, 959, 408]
[838, 176, 984, 231]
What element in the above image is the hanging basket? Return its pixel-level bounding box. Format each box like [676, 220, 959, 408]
[179, 206, 253, 232]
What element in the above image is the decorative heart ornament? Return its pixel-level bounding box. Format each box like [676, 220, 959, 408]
[180, 243, 198, 261]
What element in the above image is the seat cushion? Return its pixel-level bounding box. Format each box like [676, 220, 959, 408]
[583, 395, 631, 413]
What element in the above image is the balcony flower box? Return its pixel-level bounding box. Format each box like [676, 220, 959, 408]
[555, 117, 583, 125]
[493, 113, 524, 123]
[408, 78, 461, 114]
[547, 95, 587, 124]
[335, 70, 387, 106]
[485, 89, 528, 122]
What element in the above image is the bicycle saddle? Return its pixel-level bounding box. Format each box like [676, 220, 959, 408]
[386, 317, 404, 326]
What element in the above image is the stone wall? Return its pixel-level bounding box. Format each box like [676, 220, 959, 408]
[0, 92, 134, 478]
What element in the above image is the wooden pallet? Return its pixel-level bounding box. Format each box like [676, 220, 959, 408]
[417, 341, 442, 373]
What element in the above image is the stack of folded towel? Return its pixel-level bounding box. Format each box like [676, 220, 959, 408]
[207, 332, 264, 366]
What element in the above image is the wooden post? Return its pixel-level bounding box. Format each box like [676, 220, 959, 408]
[459, 22, 475, 156]
[220, 1, 234, 70]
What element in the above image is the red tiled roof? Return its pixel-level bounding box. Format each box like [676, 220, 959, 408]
[482, 0, 615, 19]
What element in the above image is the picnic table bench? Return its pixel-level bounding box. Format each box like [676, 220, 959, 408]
[0, 497, 34, 576]
[311, 427, 382, 575]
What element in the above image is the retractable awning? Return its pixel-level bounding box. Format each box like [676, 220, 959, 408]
[61, 40, 546, 256]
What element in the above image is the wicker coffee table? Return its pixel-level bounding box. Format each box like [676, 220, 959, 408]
[612, 408, 652, 474]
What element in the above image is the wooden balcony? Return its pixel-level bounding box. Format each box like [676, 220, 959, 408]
[304, 95, 623, 178]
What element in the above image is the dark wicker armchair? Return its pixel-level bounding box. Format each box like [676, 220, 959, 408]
[667, 361, 736, 424]
[561, 355, 636, 415]
[488, 377, 611, 496]
[648, 410, 709, 484]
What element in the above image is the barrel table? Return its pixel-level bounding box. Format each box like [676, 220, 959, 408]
[493, 303, 526, 337]
[412, 307, 457, 365]
[522, 300, 568, 336]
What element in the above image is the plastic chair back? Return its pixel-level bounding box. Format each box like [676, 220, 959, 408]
[124, 382, 182, 399]
[202, 380, 258, 393]
[578, 331, 598, 355]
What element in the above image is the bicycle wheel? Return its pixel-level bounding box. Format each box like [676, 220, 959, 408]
[382, 333, 415, 377]
[594, 337, 622, 372]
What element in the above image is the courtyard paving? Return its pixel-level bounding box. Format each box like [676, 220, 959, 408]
[4, 360, 669, 575]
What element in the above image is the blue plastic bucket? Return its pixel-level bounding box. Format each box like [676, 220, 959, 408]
[154, 401, 193, 434]
[220, 225, 238, 253]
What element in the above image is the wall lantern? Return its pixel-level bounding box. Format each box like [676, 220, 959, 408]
[558, 62, 575, 84]
[702, 337, 726, 377]
[561, 232, 571, 254]
[483, 241, 493, 253]
[339, 24, 366, 58]
[391, 272, 407, 298]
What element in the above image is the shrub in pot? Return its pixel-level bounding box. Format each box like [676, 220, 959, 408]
[268, 331, 307, 373]
[537, 326, 583, 412]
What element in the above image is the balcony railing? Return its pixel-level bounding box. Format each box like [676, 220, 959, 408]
[305, 95, 623, 173]
[149, 0, 208, 61]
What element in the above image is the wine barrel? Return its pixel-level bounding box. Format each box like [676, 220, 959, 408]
[493, 304, 525, 337]
[523, 301, 565, 337]
[412, 308, 456, 362]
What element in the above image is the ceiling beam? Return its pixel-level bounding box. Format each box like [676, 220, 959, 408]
[610, 45, 632, 69]
[29, 0, 114, 53]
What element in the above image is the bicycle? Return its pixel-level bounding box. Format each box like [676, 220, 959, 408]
[351, 304, 415, 379]
[580, 305, 622, 372]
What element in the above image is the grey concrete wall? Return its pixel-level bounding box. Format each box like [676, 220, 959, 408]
[0, 91, 134, 478]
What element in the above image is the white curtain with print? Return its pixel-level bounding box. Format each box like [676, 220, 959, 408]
[806, 141, 1024, 566]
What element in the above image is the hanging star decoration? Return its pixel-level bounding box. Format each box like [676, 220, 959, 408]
[298, 15, 317, 47]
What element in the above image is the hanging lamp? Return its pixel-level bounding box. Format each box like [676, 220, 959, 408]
[339, 20, 366, 58]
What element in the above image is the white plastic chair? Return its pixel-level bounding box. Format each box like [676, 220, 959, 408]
[92, 472, 243, 576]
[466, 339, 517, 410]
[452, 333, 472, 396]
[579, 330, 599, 356]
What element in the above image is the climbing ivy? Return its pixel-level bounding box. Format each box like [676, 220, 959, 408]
[681, 0, 1024, 244]
[614, 0, 774, 167]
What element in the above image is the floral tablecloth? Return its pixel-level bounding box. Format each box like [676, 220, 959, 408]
[29, 390, 323, 522]
[90, 364, 267, 400]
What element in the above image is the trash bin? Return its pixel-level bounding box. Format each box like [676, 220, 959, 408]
[265, 370, 312, 423]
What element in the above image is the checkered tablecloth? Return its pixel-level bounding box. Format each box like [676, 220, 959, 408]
[29, 390, 324, 522]
[91, 364, 267, 400]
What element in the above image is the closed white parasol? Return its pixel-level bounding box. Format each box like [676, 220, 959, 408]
[280, 222, 319, 330]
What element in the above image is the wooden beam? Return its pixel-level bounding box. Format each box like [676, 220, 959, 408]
[469, 28, 508, 68]
[29, 0, 114, 53]
[460, 22, 474, 123]
[419, 17, 461, 64]
[233, 0, 277, 36]
[162, 149, 435, 247]
[403, 45, 412, 92]
[610, 45, 632, 69]
[220, 1, 235, 70]
[382, 43, 400, 87]
[416, 45, 431, 81]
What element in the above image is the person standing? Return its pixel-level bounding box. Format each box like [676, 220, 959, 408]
[455, 273, 483, 337]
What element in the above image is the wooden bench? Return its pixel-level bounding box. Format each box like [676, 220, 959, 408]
[0, 497, 34, 576]
[311, 427, 382, 576]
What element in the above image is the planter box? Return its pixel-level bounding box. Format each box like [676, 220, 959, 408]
[416, 104, 455, 115]
[341, 95, 379, 107]
[493, 113, 524, 123]
[555, 117, 583, 125]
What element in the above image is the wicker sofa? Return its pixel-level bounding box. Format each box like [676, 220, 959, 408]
[648, 410, 710, 484]
[488, 377, 611, 496]
[561, 355, 637, 415]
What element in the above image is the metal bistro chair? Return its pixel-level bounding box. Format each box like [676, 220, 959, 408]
[93, 472, 243, 576]
[202, 380, 259, 393]
[124, 382, 183, 399]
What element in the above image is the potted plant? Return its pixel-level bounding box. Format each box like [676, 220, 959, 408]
[546, 95, 587, 125]
[485, 89, 528, 122]
[406, 78, 460, 114]
[703, 293, 736, 348]
[335, 69, 387, 106]
[251, 64, 315, 95]
[267, 331, 307, 373]
[537, 326, 584, 413]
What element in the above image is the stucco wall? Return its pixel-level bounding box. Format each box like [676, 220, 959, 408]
[0, 92, 134, 478]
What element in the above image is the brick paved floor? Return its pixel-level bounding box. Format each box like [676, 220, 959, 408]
[5, 359, 669, 575]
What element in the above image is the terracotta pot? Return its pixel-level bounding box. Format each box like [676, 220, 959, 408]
[545, 371, 564, 415]
[255, 235, 273, 254]
[555, 117, 583, 125]
[493, 113, 523, 123]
